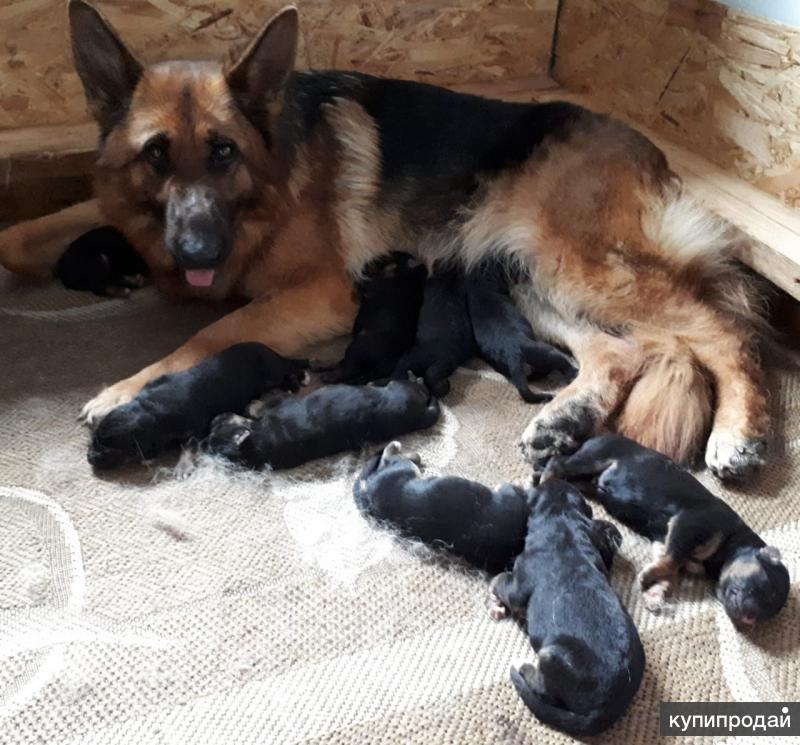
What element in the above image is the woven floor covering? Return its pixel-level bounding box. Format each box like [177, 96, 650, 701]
[1, 268, 798, 745]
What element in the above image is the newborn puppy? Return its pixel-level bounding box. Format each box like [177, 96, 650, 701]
[321, 253, 427, 384]
[466, 262, 576, 403]
[353, 441, 529, 573]
[56, 226, 149, 297]
[542, 434, 790, 626]
[392, 268, 476, 397]
[88, 343, 306, 469]
[489, 479, 643, 736]
[208, 380, 440, 469]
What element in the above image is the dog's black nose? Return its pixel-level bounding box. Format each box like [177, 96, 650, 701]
[173, 232, 225, 268]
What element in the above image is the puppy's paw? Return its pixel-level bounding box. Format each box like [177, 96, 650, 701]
[80, 382, 138, 427]
[487, 596, 508, 621]
[641, 581, 669, 614]
[705, 431, 766, 481]
[519, 397, 598, 469]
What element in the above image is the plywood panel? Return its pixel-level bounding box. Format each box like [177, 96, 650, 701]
[553, 0, 800, 210]
[0, 0, 558, 130]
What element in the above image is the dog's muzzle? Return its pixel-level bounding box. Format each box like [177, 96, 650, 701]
[164, 185, 231, 286]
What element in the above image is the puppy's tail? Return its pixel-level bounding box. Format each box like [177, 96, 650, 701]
[616, 336, 712, 465]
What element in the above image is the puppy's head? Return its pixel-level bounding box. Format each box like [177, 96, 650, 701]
[88, 406, 159, 469]
[718, 545, 790, 628]
[206, 413, 255, 464]
[527, 478, 592, 518]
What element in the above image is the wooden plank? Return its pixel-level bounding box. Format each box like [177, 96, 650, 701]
[0, 0, 559, 130]
[551, 0, 800, 210]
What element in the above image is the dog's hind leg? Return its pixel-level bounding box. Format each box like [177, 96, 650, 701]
[687, 312, 768, 479]
[0, 200, 103, 277]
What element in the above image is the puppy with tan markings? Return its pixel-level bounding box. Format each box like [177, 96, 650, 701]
[542, 434, 790, 626]
[353, 441, 529, 573]
[489, 479, 644, 737]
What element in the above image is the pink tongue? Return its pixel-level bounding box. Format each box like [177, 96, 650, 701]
[185, 269, 215, 287]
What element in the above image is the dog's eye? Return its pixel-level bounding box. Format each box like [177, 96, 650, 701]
[143, 139, 168, 167]
[210, 141, 238, 168]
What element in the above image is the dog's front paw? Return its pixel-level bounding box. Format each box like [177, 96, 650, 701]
[519, 396, 598, 469]
[207, 413, 254, 463]
[80, 382, 138, 426]
[704, 431, 766, 481]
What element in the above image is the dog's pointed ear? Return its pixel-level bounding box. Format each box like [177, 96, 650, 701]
[226, 6, 298, 116]
[69, 0, 143, 134]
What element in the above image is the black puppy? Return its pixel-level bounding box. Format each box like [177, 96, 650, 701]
[542, 434, 791, 626]
[56, 227, 149, 297]
[320, 253, 427, 384]
[88, 343, 306, 469]
[208, 379, 440, 469]
[465, 262, 576, 403]
[392, 268, 476, 396]
[489, 479, 644, 737]
[353, 441, 528, 573]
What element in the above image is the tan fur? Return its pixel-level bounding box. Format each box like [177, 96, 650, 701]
[0, 199, 102, 277]
[617, 340, 713, 464]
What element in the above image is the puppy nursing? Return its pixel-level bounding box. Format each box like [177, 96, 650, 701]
[319, 253, 427, 385]
[391, 268, 476, 397]
[543, 434, 790, 625]
[466, 262, 576, 403]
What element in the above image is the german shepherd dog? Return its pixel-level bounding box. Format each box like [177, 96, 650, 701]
[0, 2, 768, 479]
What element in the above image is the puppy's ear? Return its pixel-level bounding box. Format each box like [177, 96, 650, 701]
[226, 6, 298, 116]
[759, 546, 783, 565]
[69, 0, 142, 135]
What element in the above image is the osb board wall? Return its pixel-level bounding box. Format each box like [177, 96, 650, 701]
[553, 0, 800, 209]
[0, 0, 557, 130]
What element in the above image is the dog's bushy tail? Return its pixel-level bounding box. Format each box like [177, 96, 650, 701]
[616, 337, 712, 465]
[616, 185, 770, 464]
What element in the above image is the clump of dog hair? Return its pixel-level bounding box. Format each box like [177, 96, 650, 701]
[146, 506, 193, 542]
[17, 562, 51, 604]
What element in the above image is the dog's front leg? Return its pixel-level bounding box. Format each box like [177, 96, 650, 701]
[80, 274, 357, 424]
[0, 200, 103, 278]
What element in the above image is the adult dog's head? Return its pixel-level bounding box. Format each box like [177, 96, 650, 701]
[69, 1, 299, 290]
